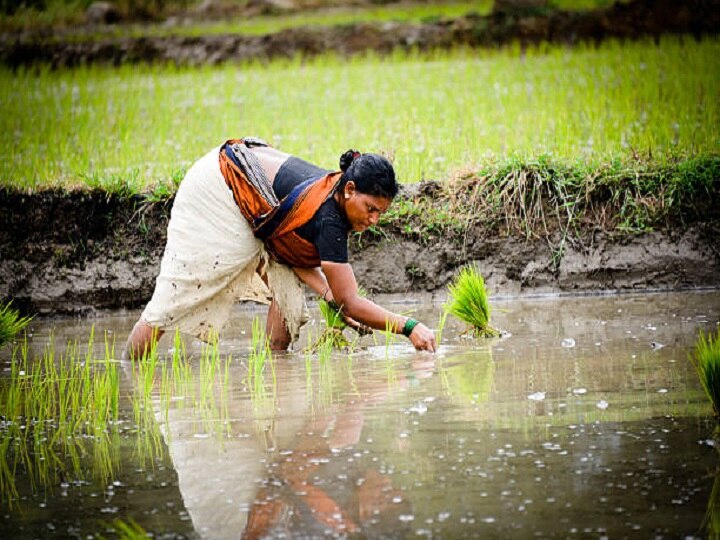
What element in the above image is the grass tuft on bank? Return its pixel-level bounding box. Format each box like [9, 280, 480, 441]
[379, 154, 720, 246]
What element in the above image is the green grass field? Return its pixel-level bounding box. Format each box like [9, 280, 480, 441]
[1, 35, 718, 192]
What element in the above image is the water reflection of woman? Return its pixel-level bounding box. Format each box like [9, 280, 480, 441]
[125, 138, 436, 358]
[241, 365, 425, 539]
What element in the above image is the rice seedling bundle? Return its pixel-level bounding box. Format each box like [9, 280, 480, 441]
[445, 265, 499, 338]
[690, 329, 720, 419]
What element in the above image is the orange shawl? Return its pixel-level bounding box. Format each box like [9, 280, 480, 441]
[218, 139, 342, 268]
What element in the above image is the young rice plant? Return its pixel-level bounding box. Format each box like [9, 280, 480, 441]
[0, 301, 32, 347]
[445, 265, 499, 338]
[690, 329, 720, 419]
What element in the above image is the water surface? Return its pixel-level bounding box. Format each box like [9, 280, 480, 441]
[1, 290, 718, 539]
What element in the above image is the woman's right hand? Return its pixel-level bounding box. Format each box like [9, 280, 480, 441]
[408, 322, 437, 353]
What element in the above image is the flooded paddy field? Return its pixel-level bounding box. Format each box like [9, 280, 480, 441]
[1, 290, 719, 539]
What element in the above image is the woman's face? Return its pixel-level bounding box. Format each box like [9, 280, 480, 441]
[341, 181, 393, 232]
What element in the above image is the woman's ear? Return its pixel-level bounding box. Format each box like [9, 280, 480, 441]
[344, 181, 356, 199]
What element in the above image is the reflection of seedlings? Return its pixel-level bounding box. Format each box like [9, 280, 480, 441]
[310, 289, 369, 351]
[703, 461, 720, 540]
[0, 331, 125, 507]
[99, 517, 149, 540]
[445, 265, 499, 338]
[690, 330, 720, 418]
[442, 350, 495, 404]
[0, 300, 32, 347]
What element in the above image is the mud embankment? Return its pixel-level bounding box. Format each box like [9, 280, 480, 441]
[1, 0, 719, 68]
[1, 187, 718, 316]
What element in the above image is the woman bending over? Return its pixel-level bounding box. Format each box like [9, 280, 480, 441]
[125, 138, 436, 358]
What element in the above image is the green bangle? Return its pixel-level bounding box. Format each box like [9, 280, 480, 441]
[402, 318, 419, 337]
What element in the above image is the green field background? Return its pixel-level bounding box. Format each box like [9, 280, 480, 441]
[1, 36, 718, 191]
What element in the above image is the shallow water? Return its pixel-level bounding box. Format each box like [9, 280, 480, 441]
[1, 290, 719, 539]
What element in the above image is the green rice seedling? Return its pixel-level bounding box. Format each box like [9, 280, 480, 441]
[0, 331, 127, 507]
[311, 288, 370, 351]
[309, 299, 352, 351]
[247, 317, 277, 412]
[0, 301, 32, 347]
[199, 332, 220, 409]
[441, 350, 495, 404]
[690, 330, 720, 419]
[435, 310, 449, 346]
[304, 344, 314, 405]
[382, 320, 398, 358]
[445, 265, 499, 338]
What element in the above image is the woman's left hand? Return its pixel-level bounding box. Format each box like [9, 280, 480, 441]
[409, 323, 437, 353]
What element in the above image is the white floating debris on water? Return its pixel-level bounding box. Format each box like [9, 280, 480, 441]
[407, 402, 428, 415]
[572, 388, 588, 395]
[528, 392, 546, 401]
[193, 433, 210, 439]
[657, 388, 668, 394]
[596, 400, 609, 410]
[423, 396, 436, 403]
[561, 338, 576, 348]
[649, 341, 664, 350]
[398, 514, 414, 523]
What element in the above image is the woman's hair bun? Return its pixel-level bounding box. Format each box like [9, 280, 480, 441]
[339, 149, 361, 172]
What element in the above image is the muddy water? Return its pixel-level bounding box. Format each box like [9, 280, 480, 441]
[1, 290, 719, 539]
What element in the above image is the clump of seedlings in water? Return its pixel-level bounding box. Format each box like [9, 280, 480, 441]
[445, 265, 499, 338]
[690, 329, 720, 420]
[0, 300, 32, 347]
[314, 298, 352, 349]
[0, 330, 124, 506]
[309, 288, 370, 351]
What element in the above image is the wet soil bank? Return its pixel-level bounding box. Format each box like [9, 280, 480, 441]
[1, 186, 718, 316]
[1, 0, 718, 68]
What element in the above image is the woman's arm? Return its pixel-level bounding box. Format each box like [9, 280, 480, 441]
[292, 266, 328, 297]
[292, 265, 371, 335]
[321, 261, 437, 352]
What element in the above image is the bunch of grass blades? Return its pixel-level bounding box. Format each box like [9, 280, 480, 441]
[0, 300, 32, 347]
[445, 265, 499, 338]
[690, 329, 720, 420]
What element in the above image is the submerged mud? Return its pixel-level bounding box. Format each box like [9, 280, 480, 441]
[1, 186, 718, 316]
[1, 0, 719, 68]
